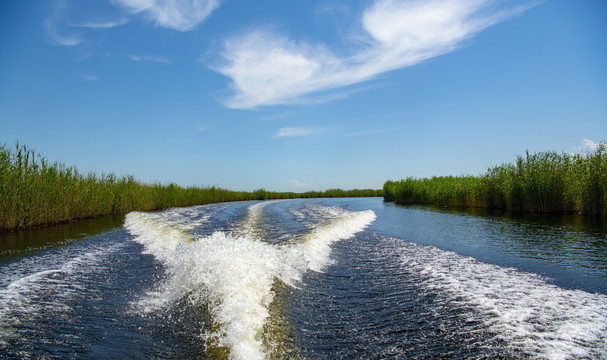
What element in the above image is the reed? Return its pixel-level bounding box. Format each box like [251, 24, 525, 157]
[0, 143, 382, 232]
[384, 145, 607, 216]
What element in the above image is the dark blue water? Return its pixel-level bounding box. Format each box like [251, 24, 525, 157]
[1, 198, 605, 359]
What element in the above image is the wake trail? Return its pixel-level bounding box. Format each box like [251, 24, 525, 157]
[395, 239, 607, 359]
[125, 201, 376, 360]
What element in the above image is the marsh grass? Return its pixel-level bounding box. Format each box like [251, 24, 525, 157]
[1, 143, 381, 231]
[384, 145, 607, 216]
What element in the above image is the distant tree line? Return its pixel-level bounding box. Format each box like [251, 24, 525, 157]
[0, 143, 381, 232]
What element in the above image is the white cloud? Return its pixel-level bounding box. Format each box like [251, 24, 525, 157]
[334, 127, 401, 140]
[45, 23, 83, 46]
[72, 18, 129, 29]
[44, 2, 83, 46]
[114, 0, 220, 31]
[217, 31, 343, 108]
[581, 139, 599, 153]
[290, 180, 309, 188]
[45, 2, 126, 46]
[215, 0, 535, 109]
[571, 139, 603, 156]
[81, 74, 99, 81]
[45, 0, 219, 49]
[275, 127, 321, 138]
[130, 54, 172, 63]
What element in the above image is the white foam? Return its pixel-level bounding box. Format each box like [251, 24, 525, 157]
[233, 201, 272, 240]
[126, 202, 376, 360]
[0, 241, 124, 345]
[286, 209, 377, 275]
[124, 208, 210, 264]
[397, 240, 607, 359]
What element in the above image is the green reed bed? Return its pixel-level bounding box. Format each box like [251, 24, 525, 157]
[1, 143, 381, 231]
[384, 145, 607, 216]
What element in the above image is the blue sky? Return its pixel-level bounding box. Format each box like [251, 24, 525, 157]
[1, 0, 606, 192]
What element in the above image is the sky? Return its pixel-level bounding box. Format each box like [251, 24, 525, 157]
[1, 0, 606, 192]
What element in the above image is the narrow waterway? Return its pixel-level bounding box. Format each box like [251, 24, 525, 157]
[1, 198, 605, 359]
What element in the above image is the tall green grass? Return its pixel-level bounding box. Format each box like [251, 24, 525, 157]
[1, 143, 381, 231]
[384, 145, 607, 216]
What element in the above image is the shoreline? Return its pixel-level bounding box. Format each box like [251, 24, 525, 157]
[1, 143, 382, 233]
[383, 147, 607, 217]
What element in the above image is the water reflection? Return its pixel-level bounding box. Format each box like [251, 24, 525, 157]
[433, 205, 607, 273]
[0, 215, 124, 260]
[376, 202, 607, 293]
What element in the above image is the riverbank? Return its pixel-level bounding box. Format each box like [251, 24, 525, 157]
[0, 143, 381, 232]
[384, 145, 607, 216]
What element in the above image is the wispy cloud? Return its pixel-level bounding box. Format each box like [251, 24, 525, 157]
[130, 54, 172, 63]
[45, 23, 83, 46]
[114, 0, 220, 31]
[45, 0, 220, 50]
[332, 127, 401, 140]
[290, 126, 405, 144]
[45, 2, 83, 46]
[215, 0, 535, 109]
[72, 18, 129, 29]
[81, 74, 99, 81]
[290, 180, 309, 188]
[275, 127, 322, 138]
[45, 2, 126, 46]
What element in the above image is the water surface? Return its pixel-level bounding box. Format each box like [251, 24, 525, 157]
[1, 198, 605, 359]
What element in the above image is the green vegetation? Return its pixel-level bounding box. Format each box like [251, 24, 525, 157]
[384, 145, 607, 216]
[0, 143, 381, 232]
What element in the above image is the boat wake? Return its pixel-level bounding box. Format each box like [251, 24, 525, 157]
[0, 238, 125, 349]
[396, 239, 607, 359]
[125, 202, 376, 359]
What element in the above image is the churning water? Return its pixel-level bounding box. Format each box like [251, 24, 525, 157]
[0, 198, 606, 359]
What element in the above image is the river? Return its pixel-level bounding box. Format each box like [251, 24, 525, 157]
[1, 198, 605, 359]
